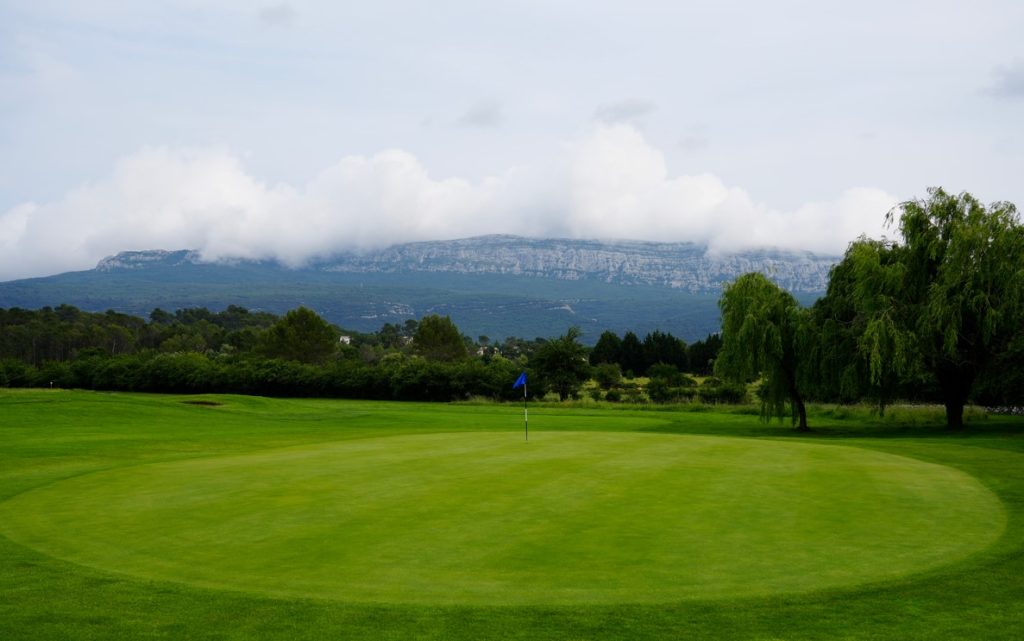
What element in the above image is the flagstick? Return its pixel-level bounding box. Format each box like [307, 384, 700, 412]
[523, 381, 528, 442]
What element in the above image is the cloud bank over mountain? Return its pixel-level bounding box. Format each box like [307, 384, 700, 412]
[0, 125, 896, 280]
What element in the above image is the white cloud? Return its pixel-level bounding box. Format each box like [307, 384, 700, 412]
[0, 126, 897, 280]
[988, 59, 1024, 98]
[594, 99, 657, 124]
[457, 101, 503, 128]
[258, 4, 295, 27]
[561, 126, 892, 254]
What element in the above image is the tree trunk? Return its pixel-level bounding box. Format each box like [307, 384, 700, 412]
[785, 368, 810, 432]
[936, 361, 974, 430]
[795, 396, 809, 432]
[945, 400, 965, 429]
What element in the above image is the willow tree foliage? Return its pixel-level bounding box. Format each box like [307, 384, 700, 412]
[805, 239, 912, 410]
[716, 273, 812, 431]
[844, 188, 1024, 427]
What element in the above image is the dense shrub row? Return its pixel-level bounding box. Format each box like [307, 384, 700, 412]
[0, 352, 528, 402]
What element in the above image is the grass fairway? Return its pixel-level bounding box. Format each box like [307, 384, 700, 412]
[2, 390, 1024, 639]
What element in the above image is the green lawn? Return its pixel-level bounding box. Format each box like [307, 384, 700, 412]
[1, 390, 1023, 640]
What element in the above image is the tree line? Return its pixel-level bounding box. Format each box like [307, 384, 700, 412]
[715, 188, 1024, 429]
[0, 302, 725, 403]
[589, 329, 721, 377]
[0, 306, 512, 400]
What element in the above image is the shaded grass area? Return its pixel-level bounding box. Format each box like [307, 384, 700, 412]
[1, 389, 1023, 640]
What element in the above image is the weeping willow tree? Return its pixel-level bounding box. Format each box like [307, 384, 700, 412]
[803, 237, 916, 412]
[845, 188, 1024, 428]
[715, 273, 813, 431]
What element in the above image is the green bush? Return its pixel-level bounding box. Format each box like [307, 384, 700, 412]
[698, 383, 748, 404]
[36, 361, 76, 389]
[593, 362, 623, 389]
[646, 378, 676, 403]
[0, 359, 35, 386]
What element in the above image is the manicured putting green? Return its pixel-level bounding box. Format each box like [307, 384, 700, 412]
[0, 431, 1004, 605]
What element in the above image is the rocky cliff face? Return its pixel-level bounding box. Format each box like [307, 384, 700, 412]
[95, 250, 201, 271]
[320, 236, 837, 293]
[95, 236, 838, 293]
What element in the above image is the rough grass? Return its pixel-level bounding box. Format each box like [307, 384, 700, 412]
[2, 389, 1024, 640]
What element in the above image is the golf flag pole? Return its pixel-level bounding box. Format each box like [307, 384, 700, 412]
[512, 371, 528, 442]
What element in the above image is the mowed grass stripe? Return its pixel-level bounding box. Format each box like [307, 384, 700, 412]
[0, 430, 1004, 605]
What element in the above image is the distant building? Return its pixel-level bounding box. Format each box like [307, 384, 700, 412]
[339, 336, 352, 345]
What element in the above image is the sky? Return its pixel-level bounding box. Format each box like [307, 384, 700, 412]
[1, 0, 1022, 280]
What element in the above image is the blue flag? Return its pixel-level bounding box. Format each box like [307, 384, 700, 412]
[512, 372, 527, 389]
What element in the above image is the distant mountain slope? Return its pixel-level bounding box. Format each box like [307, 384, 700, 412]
[318, 235, 834, 293]
[0, 236, 837, 342]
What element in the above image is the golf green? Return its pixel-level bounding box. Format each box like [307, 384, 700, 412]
[0, 431, 1004, 605]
